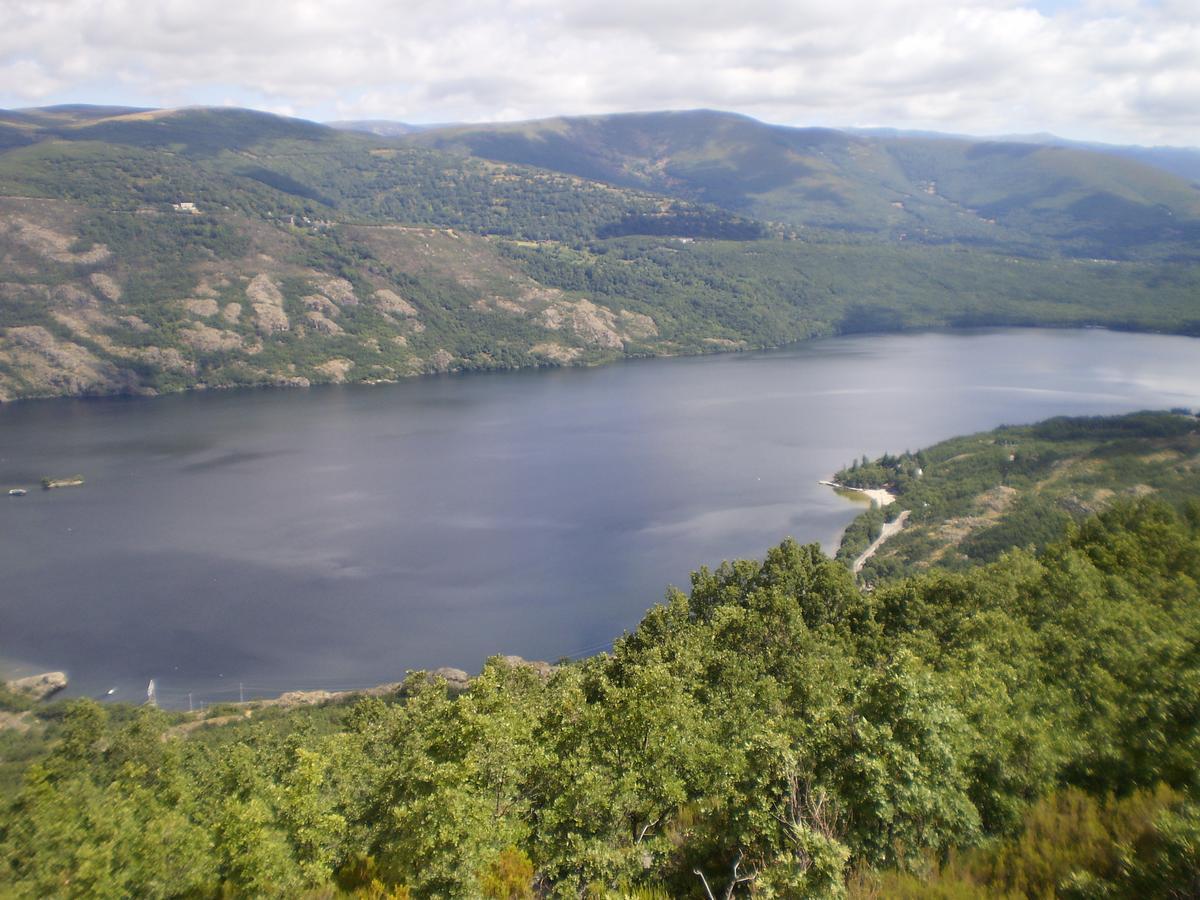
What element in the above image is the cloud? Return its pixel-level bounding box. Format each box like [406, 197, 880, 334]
[0, 0, 1196, 145]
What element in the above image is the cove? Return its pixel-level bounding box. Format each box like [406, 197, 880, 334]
[2, 327, 1198, 707]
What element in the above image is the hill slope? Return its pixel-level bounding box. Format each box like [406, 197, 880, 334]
[1, 105, 1198, 401]
[832, 410, 1200, 582]
[409, 109, 1200, 259]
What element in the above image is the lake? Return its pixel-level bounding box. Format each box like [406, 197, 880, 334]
[2, 327, 1198, 707]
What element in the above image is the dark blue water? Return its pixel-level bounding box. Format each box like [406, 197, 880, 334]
[2, 328, 1198, 707]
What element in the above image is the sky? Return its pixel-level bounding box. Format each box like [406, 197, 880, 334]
[1, 0, 1197, 147]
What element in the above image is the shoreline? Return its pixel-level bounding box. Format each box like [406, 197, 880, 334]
[818, 480, 896, 508]
[822, 480, 907, 575]
[0, 325, 1182, 408]
[1, 657, 554, 722]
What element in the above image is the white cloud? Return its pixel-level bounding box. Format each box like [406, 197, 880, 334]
[0, 0, 1196, 145]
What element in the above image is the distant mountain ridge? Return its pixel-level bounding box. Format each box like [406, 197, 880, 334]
[851, 125, 1200, 184]
[0, 103, 1198, 401]
[329, 112, 1200, 184]
[393, 109, 1200, 259]
[325, 120, 442, 137]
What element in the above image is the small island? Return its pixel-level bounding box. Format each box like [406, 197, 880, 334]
[41, 476, 84, 490]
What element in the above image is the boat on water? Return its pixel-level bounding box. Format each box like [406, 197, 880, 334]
[7, 488, 26, 496]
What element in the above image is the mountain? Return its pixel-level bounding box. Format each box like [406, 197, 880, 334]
[407, 110, 1200, 259]
[1014, 136, 1200, 186]
[1, 104, 1198, 401]
[325, 120, 439, 137]
[854, 126, 1200, 186]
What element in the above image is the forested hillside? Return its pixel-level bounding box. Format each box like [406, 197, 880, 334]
[407, 110, 1200, 260]
[2, 413, 1199, 897]
[832, 410, 1200, 583]
[1, 105, 1199, 400]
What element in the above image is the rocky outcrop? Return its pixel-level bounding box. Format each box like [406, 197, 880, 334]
[530, 342, 583, 364]
[536, 298, 657, 350]
[317, 277, 359, 307]
[619, 309, 658, 339]
[246, 274, 290, 335]
[494, 656, 556, 678]
[427, 348, 455, 373]
[182, 297, 220, 317]
[133, 346, 196, 376]
[302, 294, 340, 317]
[4, 217, 110, 265]
[180, 323, 244, 353]
[372, 289, 419, 317]
[89, 272, 122, 302]
[0, 326, 140, 397]
[429, 667, 472, 691]
[314, 358, 353, 381]
[304, 311, 343, 335]
[6, 671, 68, 702]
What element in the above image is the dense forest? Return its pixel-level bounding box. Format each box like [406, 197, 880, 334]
[2, 412, 1199, 898]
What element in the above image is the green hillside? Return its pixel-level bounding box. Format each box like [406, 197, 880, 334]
[1, 105, 1198, 401]
[832, 410, 1200, 583]
[410, 109, 1200, 259]
[3, 413, 1200, 896]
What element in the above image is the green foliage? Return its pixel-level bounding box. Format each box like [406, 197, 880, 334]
[1, 418, 1199, 896]
[834, 502, 885, 565]
[413, 109, 1200, 261]
[0, 684, 33, 713]
[853, 785, 1200, 899]
[480, 846, 535, 899]
[833, 411, 1200, 582]
[3, 106, 1200, 401]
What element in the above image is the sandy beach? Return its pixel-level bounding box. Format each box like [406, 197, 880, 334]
[818, 480, 896, 507]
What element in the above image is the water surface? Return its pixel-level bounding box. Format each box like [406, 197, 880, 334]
[2, 328, 1198, 706]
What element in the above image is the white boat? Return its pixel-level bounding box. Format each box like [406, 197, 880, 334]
[7, 488, 26, 496]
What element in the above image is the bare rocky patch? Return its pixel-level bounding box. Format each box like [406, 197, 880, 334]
[618, 309, 658, 339]
[180, 323, 245, 353]
[538, 298, 624, 349]
[183, 298, 220, 317]
[427, 348, 455, 373]
[315, 358, 354, 382]
[51, 284, 100, 310]
[531, 342, 583, 364]
[371, 288, 418, 317]
[88, 272, 122, 302]
[302, 294, 340, 317]
[50, 309, 118, 339]
[246, 274, 289, 334]
[304, 311, 342, 335]
[975, 485, 1018, 516]
[317, 277, 359, 306]
[536, 298, 658, 350]
[3, 217, 110, 265]
[0, 325, 139, 397]
[135, 346, 196, 375]
[119, 315, 152, 333]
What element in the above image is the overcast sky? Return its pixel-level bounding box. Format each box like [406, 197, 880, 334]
[1, 0, 1197, 146]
